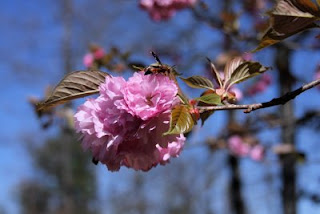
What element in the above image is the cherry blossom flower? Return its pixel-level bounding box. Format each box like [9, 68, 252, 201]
[121, 72, 179, 120]
[83, 46, 106, 68]
[93, 47, 105, 60]
[247, 73, 272, 96]
[74, 72, 185, 171]
[250, 145, 265, 161]
[139, 0, 197, 21]
[83, 53, 94, 68]
[228, 135, 264, 161]
[228, 135, 250, 157]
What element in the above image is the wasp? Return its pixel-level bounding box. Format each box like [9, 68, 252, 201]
[144, 52, 176, 75]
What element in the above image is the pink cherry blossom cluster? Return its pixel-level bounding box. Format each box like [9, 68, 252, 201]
[247, 73, 272, 96]
[228, 135, 264, 161]
[139, 0, 197, 21]
[83, 47, 105, 68]
[74, 72, 185, 171]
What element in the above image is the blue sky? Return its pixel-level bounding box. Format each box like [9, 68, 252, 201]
[1, 1, 320, 214]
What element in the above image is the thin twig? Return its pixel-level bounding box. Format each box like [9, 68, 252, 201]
[198, 79, 320, 114]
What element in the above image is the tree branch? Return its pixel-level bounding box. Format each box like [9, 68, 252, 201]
[197, 78, 320, 113]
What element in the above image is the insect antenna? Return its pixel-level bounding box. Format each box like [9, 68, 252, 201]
[151, 51, 162, 65]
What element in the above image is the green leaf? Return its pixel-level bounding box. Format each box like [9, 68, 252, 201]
[200, 110, 214, 126]
[196, 91, 217, 126]
[164, 105, 194, 135]
[224, 58, 270, 89]
[177, 93, 189, 105]
[253, 0, 320, 52]
[195, 93, 222, 105]
[37, 70, 109, 112]
[180, 76, 214, 90]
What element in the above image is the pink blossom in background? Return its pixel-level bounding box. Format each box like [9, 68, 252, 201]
[139, 0, 197, 21]
[315, 66, 320, 89]
[247, 73, 272, 96]
[261, 73, 272, 85]
[83, 47, 105, 68]
[250, 145, 265, 161]
[242, 52, 253, 61]
[228, 135, 250, 157]
[83, 53, 94, 68]
[230, 87, 243, 101]
[247, 82, 266, 95]
[74, 72, 185, 171]
[93, 47, 105, 59]
[228, 135, 265, 161]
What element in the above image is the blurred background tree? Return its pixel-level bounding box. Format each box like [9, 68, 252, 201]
[18, 128, 97, 214]
[0, 0, 319, 214]
[18, 1, 97, 214]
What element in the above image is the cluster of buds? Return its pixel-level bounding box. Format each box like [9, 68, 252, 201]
[83, 45, 106, 68]
[83, 45, 129, 72]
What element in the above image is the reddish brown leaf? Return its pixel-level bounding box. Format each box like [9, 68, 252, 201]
[37, 70, 109, 112]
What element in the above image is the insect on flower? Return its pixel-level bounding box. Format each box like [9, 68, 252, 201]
[144, 51, 176, 75]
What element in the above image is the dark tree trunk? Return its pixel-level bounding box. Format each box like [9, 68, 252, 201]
[228, 154, 245, 214]
[275, 45, 297, 214]
[227, 110, 245, 214]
